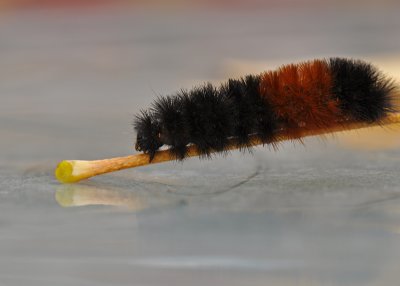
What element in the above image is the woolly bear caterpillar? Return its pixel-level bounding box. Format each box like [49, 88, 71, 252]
[134, 58, 397, 161]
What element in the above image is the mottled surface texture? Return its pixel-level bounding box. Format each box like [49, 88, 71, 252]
[1, 2, 400, 285]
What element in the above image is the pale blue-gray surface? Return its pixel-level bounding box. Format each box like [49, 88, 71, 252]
[1, 4, 400, 285]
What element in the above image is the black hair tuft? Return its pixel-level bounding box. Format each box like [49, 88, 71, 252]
[181, 83, 234, 157]
[133, 110, 162, 161]
[329, 58, 396, 122]
[151, 96, 188, 159]
[221, 75, 278, 148]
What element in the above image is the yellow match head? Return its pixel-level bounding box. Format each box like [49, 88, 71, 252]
[55, 160, 91, 183]
[55, 161, 75, 183]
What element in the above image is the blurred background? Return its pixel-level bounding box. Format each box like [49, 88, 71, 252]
[1, 1, 400, 285]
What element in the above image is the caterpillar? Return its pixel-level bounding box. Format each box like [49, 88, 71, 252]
[134, 58, 397, 161]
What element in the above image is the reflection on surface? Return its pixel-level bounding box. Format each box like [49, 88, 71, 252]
[55, 184, 146, 211]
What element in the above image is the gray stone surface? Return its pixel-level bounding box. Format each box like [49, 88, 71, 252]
[1, 4, 400, 285]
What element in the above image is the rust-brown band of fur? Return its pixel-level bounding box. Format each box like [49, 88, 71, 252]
[259, 59, 341, 138]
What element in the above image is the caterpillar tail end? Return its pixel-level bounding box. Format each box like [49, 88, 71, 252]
[55, 160, 92, 184]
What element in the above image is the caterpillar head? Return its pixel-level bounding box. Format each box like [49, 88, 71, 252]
[134, 111, 163, 161]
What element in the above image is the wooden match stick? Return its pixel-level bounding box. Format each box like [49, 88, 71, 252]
[55, 113, 400, 184]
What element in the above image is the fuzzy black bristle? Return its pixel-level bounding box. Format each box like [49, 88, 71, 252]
[151, 96, 188, 159]
[243, 75, 278, 144]
[329, 58, 396, 122]
[134, 76, 279, 160]
[133, 110, 162, 161]
[180, 84, 234, 157]
[222, 75, 277, 147]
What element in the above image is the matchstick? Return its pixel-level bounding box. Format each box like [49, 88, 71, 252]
[55, 113, 400, 184]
